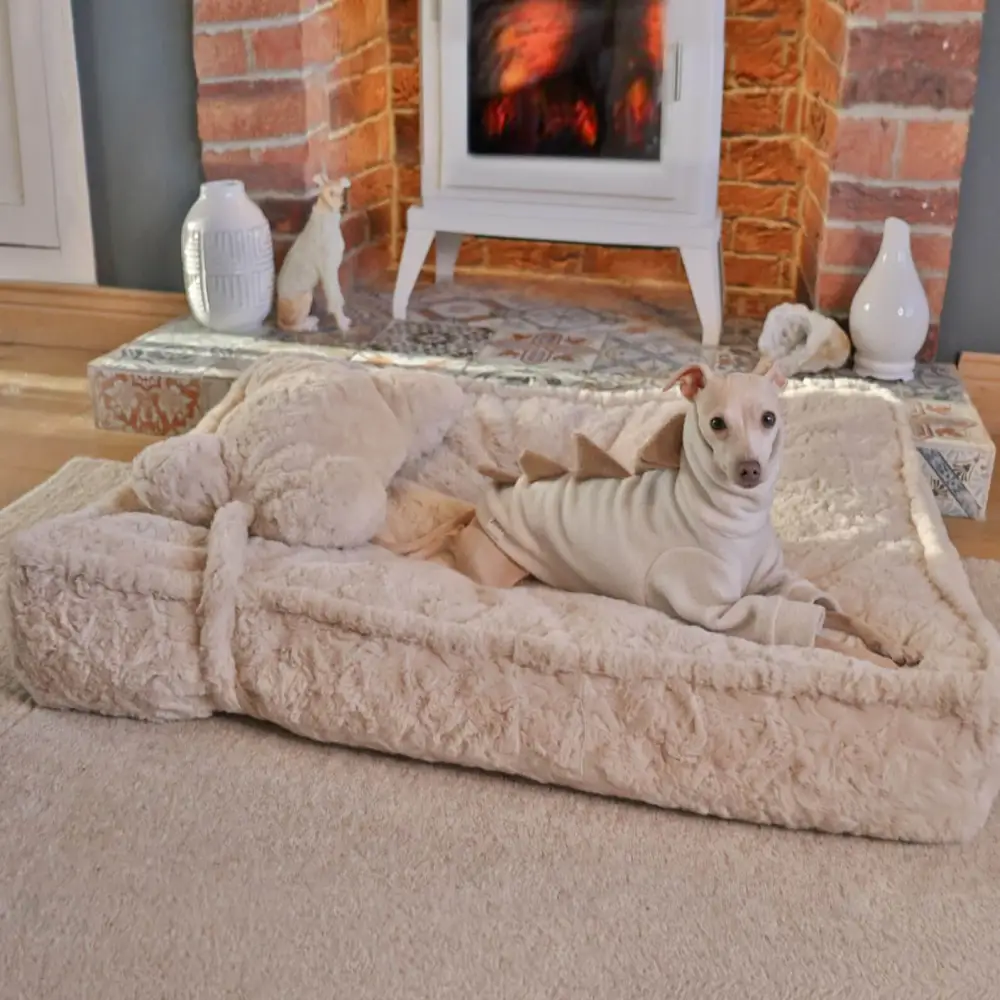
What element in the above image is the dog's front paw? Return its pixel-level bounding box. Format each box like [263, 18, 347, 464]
[336, 314, 351, 332]
[872, 640, 921, 668]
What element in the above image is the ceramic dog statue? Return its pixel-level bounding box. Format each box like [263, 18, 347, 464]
[276, 172, 351, 334]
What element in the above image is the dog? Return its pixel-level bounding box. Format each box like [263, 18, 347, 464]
[402, 362, 919, 669]
[276, 172, 351, 334]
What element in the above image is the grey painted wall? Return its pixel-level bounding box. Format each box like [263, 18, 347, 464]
[937, 0, 998, 362]
[72, 0, 203, 293]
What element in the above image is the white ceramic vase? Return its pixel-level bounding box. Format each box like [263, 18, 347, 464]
[848, 216, 930, 382]
[182, 179, 274, 333]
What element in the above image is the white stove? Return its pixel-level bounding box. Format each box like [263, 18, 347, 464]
[392, 0, 727, 345]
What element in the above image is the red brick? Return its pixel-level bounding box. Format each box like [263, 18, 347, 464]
[801, 95, 838, 152]
[924, 275, 948, 319]
[725, 21, 799, 87]
[816, 269, 864, 313]
[196, 0, 313, 23]
[844, 0, 914, 14]
[327, 118, 391, 176]
[392, 63, 420, 109]
[727, 0, 805, 32]
[194, 31, 246, 80]
[257, 197, 312, 235]
[724, 253, 792, 289]
[368, 203, 392, 243]
[329, 70, 388, 129]
[348, 164, 394, 209]
[828, 181, 960, 225]
[394, 112, 420, 165]
[338, 0, 387, 52]
[330, 40, 388, 81]
[581, 246, 684, 282]
[831, 117, 897, 179]
[252, 10, 339, 72]
[731, 220, 798, 255]
[722, 91, 786, 136]
[843, 21, 982, 109]
[197, 78, 326, 143]
[898, 119, 970, 181]
[807, 0, 847, 65]
[718, 182, 791, 221]
[340, 210, 369, 251]
[800, 140, 831, 208]
[201, 134, 325, 192]
[912, 232, 953, 274]
[490, 240, 585, 275]
[822, 226, 954, 274]
[726, 288, 795, 318]
[397, 165, 421, 200]
[722, 137, 801, 184]
[803, 39, 842, 105]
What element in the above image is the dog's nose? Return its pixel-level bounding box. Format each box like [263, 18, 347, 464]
[737, 460, 762, 487]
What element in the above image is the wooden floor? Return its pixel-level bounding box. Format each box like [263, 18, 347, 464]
[2, 342, 1000, 559]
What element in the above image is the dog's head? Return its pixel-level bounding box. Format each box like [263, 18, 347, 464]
[668, 362, 787, 490]
[313, 171, 351, 213]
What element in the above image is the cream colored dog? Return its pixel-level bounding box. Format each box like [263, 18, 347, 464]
[276, 172, 351, 334]
[404, 363, 920, 670]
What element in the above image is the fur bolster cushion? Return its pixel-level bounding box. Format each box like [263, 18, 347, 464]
[130, 356, 466, 549]
[10, 379, 1000, 843]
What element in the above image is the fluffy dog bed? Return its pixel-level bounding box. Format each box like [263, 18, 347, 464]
[10, 375, 1000, 842]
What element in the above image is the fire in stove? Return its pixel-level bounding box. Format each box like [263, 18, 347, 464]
[468, 0, 665, 160]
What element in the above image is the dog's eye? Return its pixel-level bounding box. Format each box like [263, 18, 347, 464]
[709, 416, 727, 432]
[761, 411, 776, 428]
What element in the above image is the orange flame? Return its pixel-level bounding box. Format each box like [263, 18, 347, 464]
[493, 0, 576, 94]
[644, 0, 664, 71]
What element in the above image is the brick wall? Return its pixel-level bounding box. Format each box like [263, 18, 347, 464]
[814, 0, 983, 356]
[193, 0, 394, 287]
[190, 0, 982, 337]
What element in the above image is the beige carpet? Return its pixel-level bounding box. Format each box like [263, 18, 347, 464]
[2, 458, 999, 999]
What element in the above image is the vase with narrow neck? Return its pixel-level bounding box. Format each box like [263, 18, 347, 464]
[848, 217, 930, 382]
[182, 179, 275, 334]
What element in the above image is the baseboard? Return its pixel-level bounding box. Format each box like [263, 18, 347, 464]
[958, 351, 1000, 438]
[0, 282, 187, 354]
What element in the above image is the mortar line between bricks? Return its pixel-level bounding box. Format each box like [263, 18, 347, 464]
[828, 174, 960, 190]
[840, 106, 971, 122]
[203, 128, 325, 153]
[195, 2, 335, 35]
[822, 263, 949, 278]
[825, 220, 954, 236]
[847, 11, 982, 27]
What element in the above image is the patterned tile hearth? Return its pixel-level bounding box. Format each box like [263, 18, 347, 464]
[89, 278, 994, 520]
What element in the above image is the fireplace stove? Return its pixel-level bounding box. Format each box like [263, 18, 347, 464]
[392, 0, 726, 345]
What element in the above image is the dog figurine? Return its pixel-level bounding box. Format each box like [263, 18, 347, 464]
[398, 362, 919, 670]
[276, 172, 351, 334]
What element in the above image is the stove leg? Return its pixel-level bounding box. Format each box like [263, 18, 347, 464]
[435, 232, 464, 283]
[393, 226, 436, 320]
[681, 238, 725, 348]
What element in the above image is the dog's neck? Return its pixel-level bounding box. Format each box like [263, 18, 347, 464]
[673, 409, 779, 540]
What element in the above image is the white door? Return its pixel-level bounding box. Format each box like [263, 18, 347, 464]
[0, 0, 94, 282]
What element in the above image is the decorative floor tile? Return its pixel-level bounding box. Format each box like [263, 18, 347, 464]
[368, 320, 492, 359]
[476, 328, 608, 370]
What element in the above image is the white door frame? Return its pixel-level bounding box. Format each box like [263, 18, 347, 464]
[0, 0, 95, 284]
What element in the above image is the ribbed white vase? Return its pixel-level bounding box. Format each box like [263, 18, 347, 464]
[848, 217, 930, 382]
[182, 180, 274, 333]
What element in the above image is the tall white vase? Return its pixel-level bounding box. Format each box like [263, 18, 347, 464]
[848, 217, 930, 382]
[182, 180, 275, 333]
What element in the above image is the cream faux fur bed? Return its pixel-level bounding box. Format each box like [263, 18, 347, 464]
[10, 376, 1000, 842]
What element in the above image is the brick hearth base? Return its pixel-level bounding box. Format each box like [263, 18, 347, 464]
[89, 277, 994, 519]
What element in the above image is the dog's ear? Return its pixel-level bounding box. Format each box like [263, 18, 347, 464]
[312, 170, 328, 188]
[754, 357, 788, 390]
[666, 363, 712, 401]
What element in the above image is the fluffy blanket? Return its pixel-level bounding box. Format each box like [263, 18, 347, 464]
[9, 374, 1000, 842]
